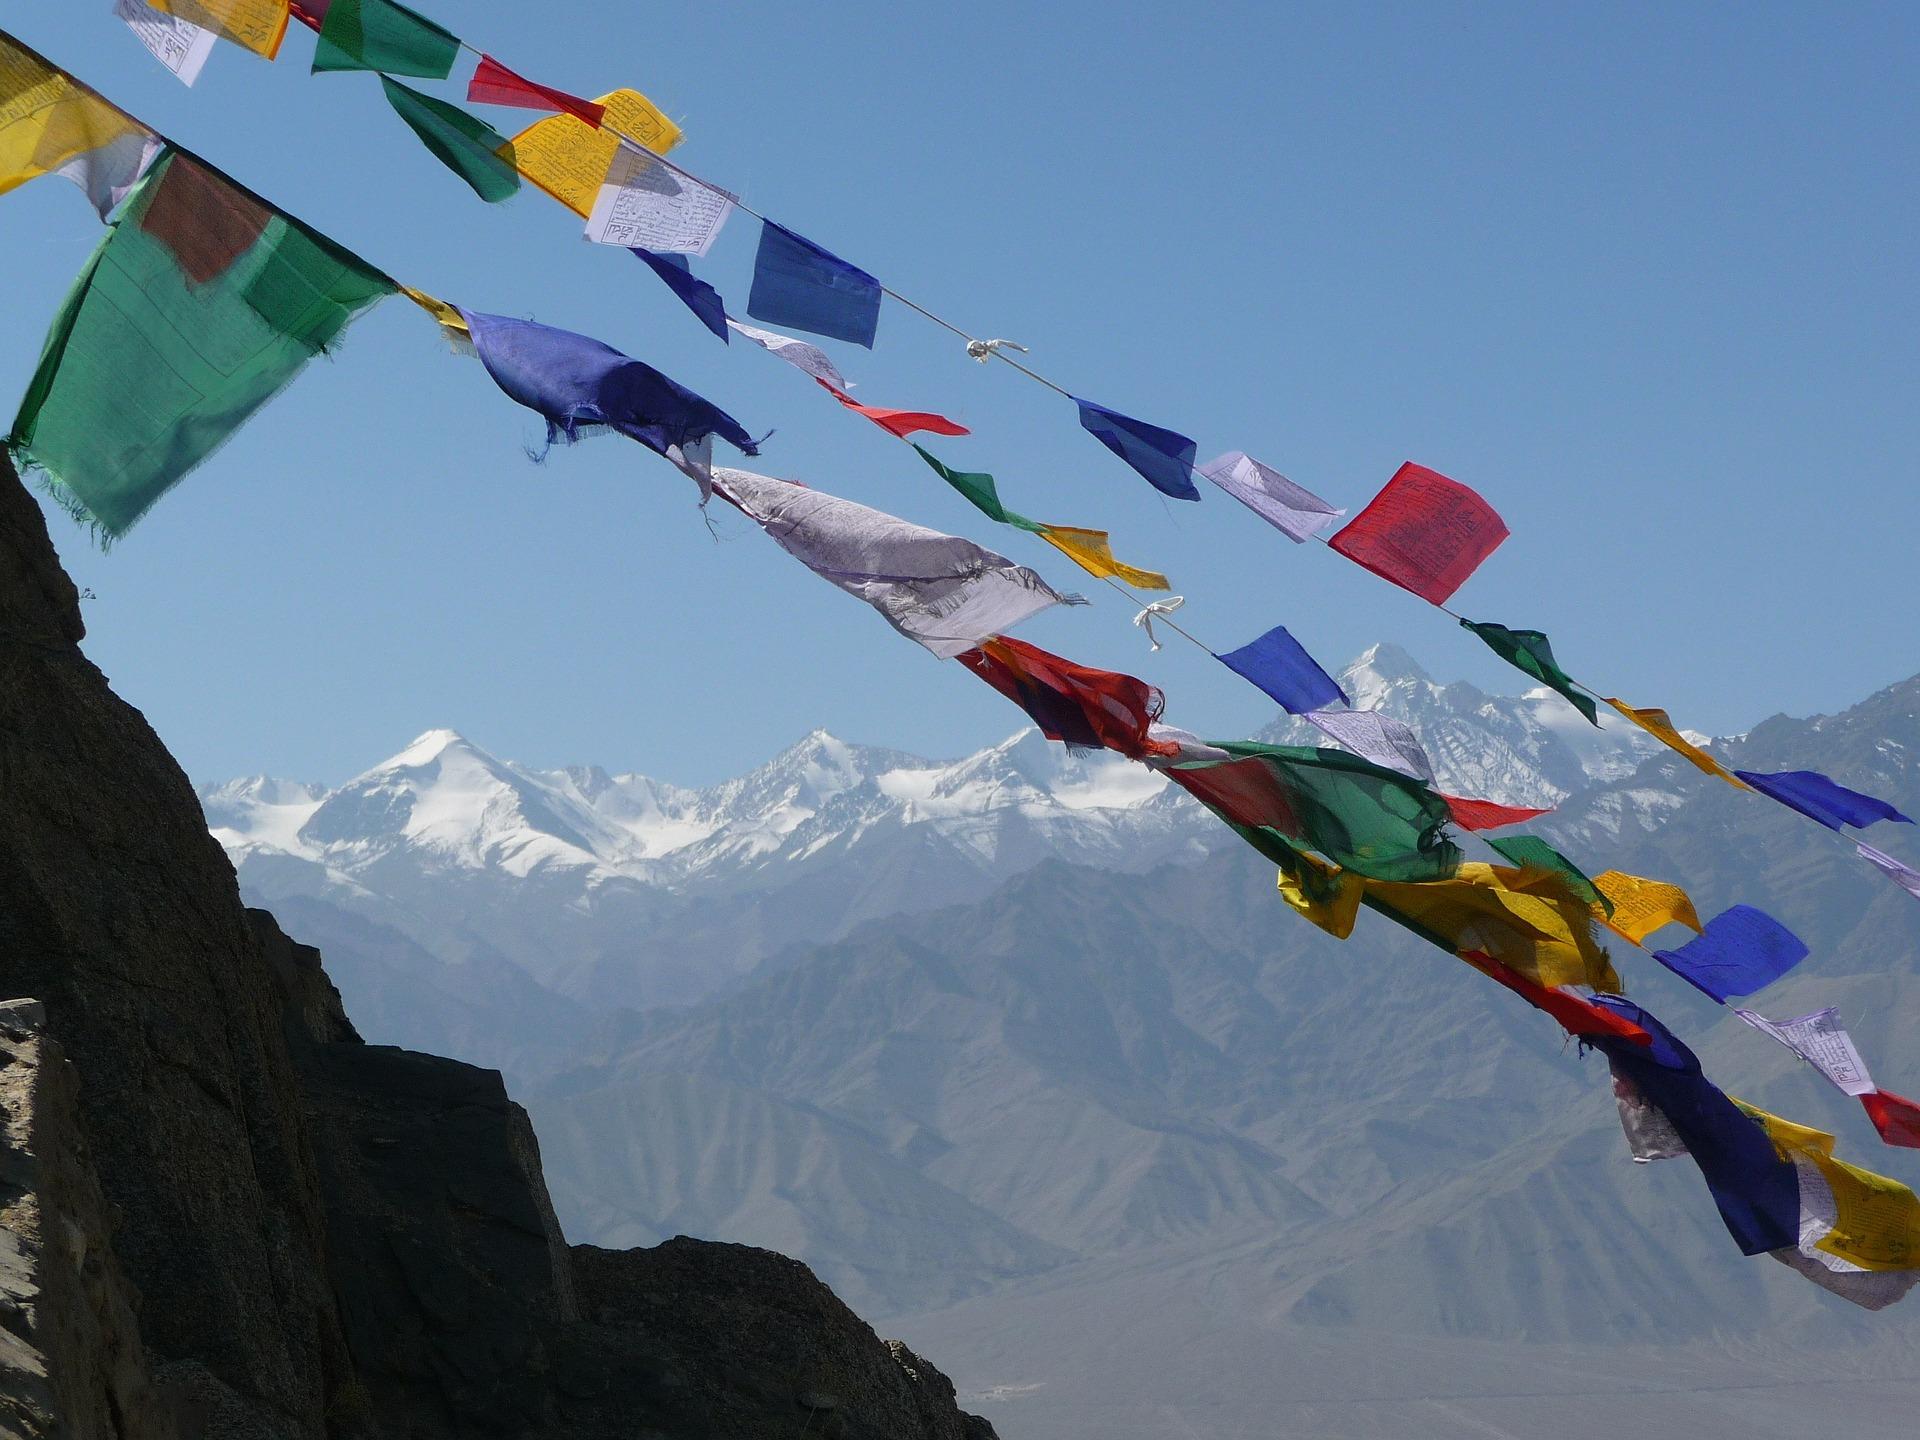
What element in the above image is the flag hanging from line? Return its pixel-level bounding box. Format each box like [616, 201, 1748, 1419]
[467, 54, 605, 127]
[1604, 698, 1747, 787]
[1328, 462, 1508, 605]
[117, 0, 218, 86]
[1732, 768, 1912, 832]
[508, 89, 683, 215]
[821, 380, 967, 439]
[312, 0, 456, 78]
[1442, 794, 1552, 831]
[1485, 833, 1609, 913]
[1460, 619, 1598, 725]
[1589, 869, 1701, 945]
[1301, 708, 1436, 783]
[631, 248, 729, 342]
[585, 142, 735, 255]
[727, 319, 849, 392]
[960, 636, 1178, 760]
[1197, 451, 1343, 541]
[2, 31, 154, 208]
[1857, 842, 1920, 902]
[1215, 626, 1349, 715]
[747, 220, 882, 348]
[149, 1, 288, 59]
[1733, 1007, 1875, 1096]
[378, 76, 519, 203]
[1073, 398, 1200, 501]
[1651, 904, 1808, 1003]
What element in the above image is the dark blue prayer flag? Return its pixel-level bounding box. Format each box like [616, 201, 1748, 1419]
[632, 248, 729, 343]
[458, 309, 758, 459]
[1732, 768, 1912, 832]
[1216, 626, 1349, 715]
[746, 220, 882, 348]
[1073, 398, 1200, 501]
[1588, 996, 1802, 1255]
[1651, 905, 1808, 1003]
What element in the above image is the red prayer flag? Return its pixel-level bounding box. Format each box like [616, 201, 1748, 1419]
[290, 0, 330, 28]
[1167, 760, 1303, 835]
[1443, 793, 1553, 831]
[466, 54, 607, 129]
[818, 380, 968, 439]
[1862, 1089, 1920, 1149]
[959, 636, 1178, 761]
[1459, 951, 1652, 1046]
[1328, 462, 1509, 606]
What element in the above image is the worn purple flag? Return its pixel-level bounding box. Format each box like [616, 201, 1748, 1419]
[1074, 398, 1200, 500]
[1217, 626, 1349, 715]
[1652, 905, 1809, 1003]
[1857, 842, 1920, 901]
[1733, 768, 1912, 832]
[1198, 451, 1344, 541]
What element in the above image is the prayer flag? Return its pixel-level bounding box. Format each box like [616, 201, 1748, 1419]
[1215, 626, 1349, 715]
[2, 33, 151, 204]
[312, 0, 455, 78]
[586, 142, 734, 255]
[466, 54, 605, 128]
[117, 0, 218, 86]
[959, 636, 1177, 759]
[1168, 741, 1462, 884]
[1603, 698, 1746, 786]
[1033, 526, 1169, 591]
[1612, 1072, 1690, 1162]
[1073, 398, 1199, 501]
[1863, 1091, 1920, 1150]
[508, 90, 682, 215]
[1328, 462, 1508, 605]
[147, 1, 288, 58]
[1486, 834, 1609, 913]
[1301, 708, 1435, 783]
[458, 309, 757, 461]
[1857, 842, 1920, 902]
[1363, 863, 1619, 989]
[1274, 851, 1366, 939]
[631, 248, 728, 343]
[1442, 794, 1551, 831]
[821, 380, 967, 439]
[1460, 620, 1598, 725]
[1651, 904, 1808, 1003]
[1589, 869, 1701, 945]
[747, 220, 883, 348]
[1733, 1007, 1875, 1096]
[913, 444, 1034, 528]
[1197, 451, 1342, 541]
[400, 283, 471, 352]
[1740, 1102, 1920, 1272]
[1457, 951, 1651, 1046]
[1732, 768, 1912, 832]
[378, 77, 519, 203]
[53, 128, 162, 220]
[289, 1, 327, 28]
[715, 472, 1071, 658]
[7, 149, 394, 539]
[727, 319, 849, 393]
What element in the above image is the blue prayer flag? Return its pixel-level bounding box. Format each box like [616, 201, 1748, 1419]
[1073, 398, 1200, 500]
[632, 249, 729, 344]
[1217, 626, 1349, 715]
[458, 309, 758, 459]
[746, 220, 882, 348]
[1589, 996, 1802, 1255]
[1732, 768, 1912, 832]
[1651, 905, 1809, 1003]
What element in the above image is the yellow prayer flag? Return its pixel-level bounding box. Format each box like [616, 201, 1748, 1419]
[1605, 698, 1749, 788]
[399, 284, 471, 349]
[1590, 869, 1703, 945]
[1275, 853, 1364, 939]
[149, 1, 291, 60]
[1741, 1102, 1920, 1272]
[1036, 525, 1170, 591]
[507, 89, 684, 217]
[0, 37, 144, 198]
[1364, 862, 1622, 991]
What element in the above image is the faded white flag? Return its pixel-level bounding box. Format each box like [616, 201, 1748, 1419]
[725, 318, 850, 394]
[116, 0, 216, 86]
[1734, 1007, 1876, 1096]
[585, 142, 735, 255]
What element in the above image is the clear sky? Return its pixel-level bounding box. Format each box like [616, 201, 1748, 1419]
[3, 2, 1916, 788]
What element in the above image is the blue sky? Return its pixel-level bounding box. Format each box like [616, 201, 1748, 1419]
[3, 2, 1916, 787]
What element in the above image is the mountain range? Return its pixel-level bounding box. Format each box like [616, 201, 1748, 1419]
[200, 645, 1920, 1439]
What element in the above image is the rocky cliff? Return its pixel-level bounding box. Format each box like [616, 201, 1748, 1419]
[0, 452, 997, 1439]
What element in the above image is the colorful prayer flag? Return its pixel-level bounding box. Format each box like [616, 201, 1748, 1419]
[457, 308, 757, 461]
[1460, 619, 1598, 725]
[1301, 708, 1435, 783]
[747, 220, 883, 348]
[586, 142, 735, 255]
[1486, 834, 1609, 913]
[312, 0, 455, 78]
[821, 380, 967, 439]
[631, 248, 728, 342]
[1442, 794, 1551, 831]
[1603, 698, 1746, 786]
[1197, 451, 1342, 541]
[1032, 525, 1169, 591]
[7, 149, 394, 539]
[1862, 1091, 1920, 1150]
[1651, 904, 1808, 1003]
[1857, 842, 1920, 902]
[1328, 462, 1508, 606]
[1733, 1007, 1875, 1096]
[1457, 950, 1651, 1046]
[1589, 869, 1701, 945]
[912, 444, 1032, 528]
[959, 636, 1178, 759]
[1740, 1101, 1920, 1273]
[2, 33, 151, 204]
[508, 89, 682, 216]
[1073, 398, 1199, 501]
[466, 54, 605, 128]
[1732, 768, 1912, 832]
[1274, 851, 1366, 939]
[377, 77, 518, 203]
[117, 0, 218, 87]
[1363, 863, 1620, 990]
[726, 319, 849, 393]
[1215, 626, 1349, 715]
[147, 1, 288, 59]
[715, 472, 1071, 658]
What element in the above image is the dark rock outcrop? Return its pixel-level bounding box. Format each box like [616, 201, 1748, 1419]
[0, 451, 997, 1439]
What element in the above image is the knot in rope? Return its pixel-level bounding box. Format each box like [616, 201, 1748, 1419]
[1131, 595, 1186, 651]
[965, 337, 1030, 364]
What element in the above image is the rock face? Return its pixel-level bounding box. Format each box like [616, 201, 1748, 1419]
[0, 452, 997, 1439]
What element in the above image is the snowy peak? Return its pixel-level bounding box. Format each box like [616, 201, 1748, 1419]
[1336, 642, 1434, 709]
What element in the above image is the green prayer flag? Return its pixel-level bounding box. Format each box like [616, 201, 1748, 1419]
[313, 0, 461, 79]
[911, 444, 1042, 531]
[1486, 833, 1612, 915]
[1171, 740, 1462, 883]
[1461, 619, 1599, 726]
[7, 150, 393, 541]
[378, 77, 519, 204]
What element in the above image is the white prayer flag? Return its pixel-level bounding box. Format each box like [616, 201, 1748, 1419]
[1198, 451, 1344, 543]
[53, 128, 162, 221]
[1302, 708, 1436, 783]
[1858, 841, 1920, 902]
[585, 142, 735, 256]
[1734, 1007, 1876, 1096]
[725, 319, 850, 394]
[116, 0, 216, 87]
